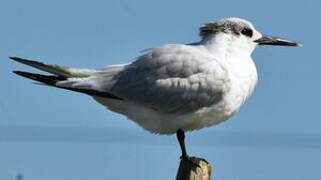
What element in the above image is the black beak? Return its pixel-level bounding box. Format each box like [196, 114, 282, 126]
[254, 34, 302, 47]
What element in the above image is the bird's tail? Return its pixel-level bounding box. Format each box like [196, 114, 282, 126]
[11, 57, 123, 100]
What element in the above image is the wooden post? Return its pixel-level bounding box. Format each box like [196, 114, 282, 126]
[176, 157, 212, 180]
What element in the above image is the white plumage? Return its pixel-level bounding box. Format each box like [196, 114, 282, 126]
[12, 17, 300, 158]
[93, 42, 257, 134]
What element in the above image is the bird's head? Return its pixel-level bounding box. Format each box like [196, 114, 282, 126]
[200, 17, 302, 54]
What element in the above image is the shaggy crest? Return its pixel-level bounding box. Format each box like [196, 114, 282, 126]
[199, 17, 253, 38]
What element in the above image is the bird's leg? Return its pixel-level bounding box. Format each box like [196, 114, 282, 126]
[176, 129, 199, 167]
[177, 129, 188, 159]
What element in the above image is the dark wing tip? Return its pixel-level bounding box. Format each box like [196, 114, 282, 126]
[13, 71, 64, 86]
[13, 71, 123, 100]
[10, 56, 22, 61]
[10, 56, 35, 64]
[13, 70, 30, 77]
[13, 70, 42, 82]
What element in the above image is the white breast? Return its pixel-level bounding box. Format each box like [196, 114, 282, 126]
[224, 53, 258, 111]
[184, 54, 258, 131]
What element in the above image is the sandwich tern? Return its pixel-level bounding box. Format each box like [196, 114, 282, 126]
[12, 17, 301, 162]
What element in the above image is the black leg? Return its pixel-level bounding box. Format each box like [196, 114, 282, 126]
[176, 129, 200, 167]
[176, 129, 188, 159]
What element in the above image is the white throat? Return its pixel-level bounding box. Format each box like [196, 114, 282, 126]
[201, 33, 257, 76]
[201, 32, 258, 109]
[201, 33, 256, 57]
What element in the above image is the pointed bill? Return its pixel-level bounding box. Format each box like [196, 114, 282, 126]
[254, 34, 302, 47]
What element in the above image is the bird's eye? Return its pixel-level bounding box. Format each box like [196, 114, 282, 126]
[241, 28, 253, 37]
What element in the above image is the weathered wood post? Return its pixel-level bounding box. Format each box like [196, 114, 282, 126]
[176, 157, 212, 180]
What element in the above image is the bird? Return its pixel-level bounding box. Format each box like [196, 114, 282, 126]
[12, 17, 301, 163]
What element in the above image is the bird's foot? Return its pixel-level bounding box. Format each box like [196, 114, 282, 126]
[180, 155, 201, 168]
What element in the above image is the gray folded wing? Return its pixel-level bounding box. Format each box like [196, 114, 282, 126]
[108, 44, 230, 114]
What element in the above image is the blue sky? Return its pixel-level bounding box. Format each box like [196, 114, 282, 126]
[1, 0, 321, 179]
